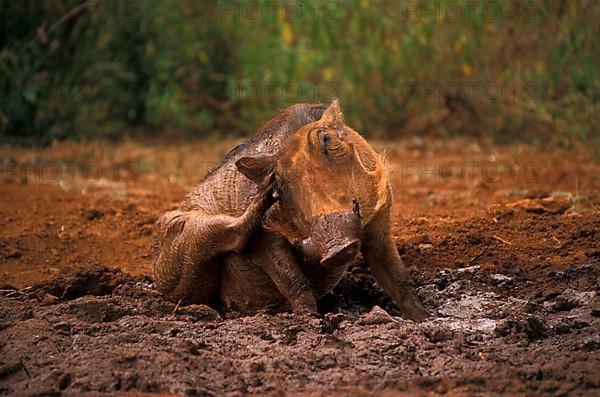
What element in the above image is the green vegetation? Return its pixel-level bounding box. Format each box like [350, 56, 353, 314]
[1, 0, 598, 145]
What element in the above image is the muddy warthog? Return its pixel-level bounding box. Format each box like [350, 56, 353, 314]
[153, 101, 428, 321]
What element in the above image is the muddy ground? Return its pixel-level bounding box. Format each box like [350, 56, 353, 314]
[1, 138, 599, 396]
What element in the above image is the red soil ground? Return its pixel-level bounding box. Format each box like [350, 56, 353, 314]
[1, 138, 599, 395]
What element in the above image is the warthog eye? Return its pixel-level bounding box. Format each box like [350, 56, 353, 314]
[322, 133, 331, 156]
[315, 128, 332, 156]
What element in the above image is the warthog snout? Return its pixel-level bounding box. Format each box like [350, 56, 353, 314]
[301, 209, 361, 266]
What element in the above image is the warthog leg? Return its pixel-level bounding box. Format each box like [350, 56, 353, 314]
[221, 231, 317, 313]
[153, 184, 274, 305]
[360, 200, 429, 322]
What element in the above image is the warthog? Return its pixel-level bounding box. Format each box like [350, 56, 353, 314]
[153, 101, 427, 321]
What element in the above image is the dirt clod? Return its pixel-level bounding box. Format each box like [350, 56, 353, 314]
[361, 305, 396, 325]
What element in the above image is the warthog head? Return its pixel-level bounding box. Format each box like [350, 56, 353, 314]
[236, 101, 388, 267]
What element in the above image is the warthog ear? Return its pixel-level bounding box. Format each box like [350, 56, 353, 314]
[235, 155, 275, 183]
[321, 99, 344, 127]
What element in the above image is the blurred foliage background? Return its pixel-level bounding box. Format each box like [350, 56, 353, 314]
[0, 0, 598, 146]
